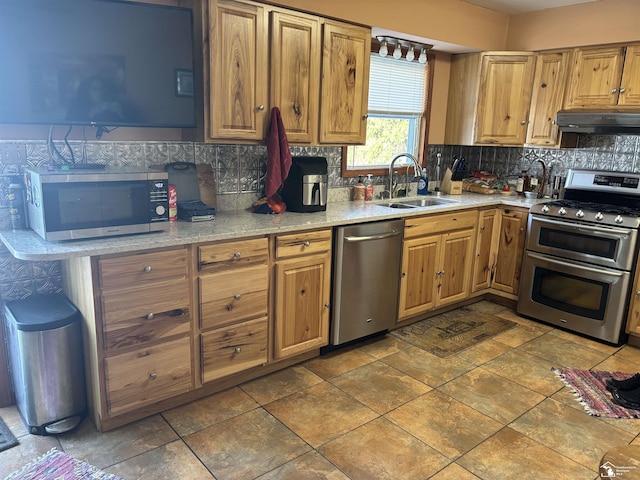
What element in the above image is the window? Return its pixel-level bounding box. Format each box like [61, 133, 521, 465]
[344, 53, 429, 176]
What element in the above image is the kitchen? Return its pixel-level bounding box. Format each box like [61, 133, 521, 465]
[2, 0, 640, 478]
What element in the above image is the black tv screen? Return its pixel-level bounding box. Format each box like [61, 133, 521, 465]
[0, 0, 196, 128]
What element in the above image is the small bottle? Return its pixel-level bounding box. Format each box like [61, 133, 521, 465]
[417, 168, 429, 195]
[364, 174, 374, 201]
[353, 175, 365, 201]
[516, 171, 526, 196]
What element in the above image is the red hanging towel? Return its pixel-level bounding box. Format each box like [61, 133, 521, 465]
[264, 107, 292, 198]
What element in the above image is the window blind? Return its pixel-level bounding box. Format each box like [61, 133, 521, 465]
[367, 54, 427, 115]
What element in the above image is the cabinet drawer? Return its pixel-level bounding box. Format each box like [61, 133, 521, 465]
[199, 264, 268, 330]
[198, 238, 268, 272]
[404, 210, 477, 238]
[99, 248, 188, 288]
[201, 317, 268, 383]
[275, 229, 332, 259]
[105, 337, 192, 416]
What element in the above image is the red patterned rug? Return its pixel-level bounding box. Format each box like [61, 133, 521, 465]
[552, 368, 640, 419]
[5, 449, 124, 480]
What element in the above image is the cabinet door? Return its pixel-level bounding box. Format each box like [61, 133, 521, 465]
[270, 11, 320, 143]
[319, 21, 370, 144]
[565, 46, 625, 108]
[627, 269, 640, 335]
[399, 235, 440, 320]
[493, 209, 527, 295]
[210, 0, 268, 140]
[274, 253, 330, 359]
[472, 209, 499, 293]
[526, 51, 571, 146]
[475, 53, 535, 145]
[438, 229, 475, 307]
[619, 45, 640, 106]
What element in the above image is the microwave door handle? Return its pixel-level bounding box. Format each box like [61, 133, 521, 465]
[527, 251, 625, 277]
[533, 216, 632, 237]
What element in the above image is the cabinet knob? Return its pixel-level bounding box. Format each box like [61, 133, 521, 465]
[143, 265, 152, 273]
[146, 313, 155, 320]
[480, 226, 485, 231]
[149, 373, 157, 380]
[233, 251, 241, 259]
[303, 241, 311, 247]
[257, 105, 265, 111]
[520, 227, 525, 232]
[324, 303, 331, 308]
[636, 291, 640, 297]
[612, 88, 618, 94]
[234, 294, 241, 301]
[520, 120, 526, 125]
[362, 114, 369, 119]
[235, 346, 242, 353]
[620, 87, 626, 94]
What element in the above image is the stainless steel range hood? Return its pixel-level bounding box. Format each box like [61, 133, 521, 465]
[556, 110, 640, 134]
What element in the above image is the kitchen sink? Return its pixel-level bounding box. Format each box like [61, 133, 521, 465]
[385, 197, 455, 209]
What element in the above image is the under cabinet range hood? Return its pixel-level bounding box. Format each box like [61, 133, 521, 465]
[556, 110, 640, 134]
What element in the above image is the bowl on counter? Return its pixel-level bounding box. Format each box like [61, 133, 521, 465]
[524, 191, 538, 199]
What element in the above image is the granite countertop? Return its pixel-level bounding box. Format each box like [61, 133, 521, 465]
[0, 193, 544, 261]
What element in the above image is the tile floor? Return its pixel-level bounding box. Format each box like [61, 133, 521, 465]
[2, 301, 640, 479]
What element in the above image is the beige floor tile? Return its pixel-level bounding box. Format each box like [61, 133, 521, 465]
[318, 417, 450, 480]
[548, 328, 623, 355]
[456, 338, 513, 365]
[458, 427, 597, 480]
[613, 345, 640, 368]
[516, 333, 610, 370]
[465, 301, 510, 315]
[0, 405, 28, 438]
[58, 414, 178, 469]
[329, 361, 430, 414]
[162, 386, 259, 436]
[265, 382, 378, 448]
[184, 408, 310, 480]
[483, 349, 564, 396]
[255, 451, 350, 480]
[429, 462, 481, 479]
[105, 440, 213, 480]
[386, 390, 502, 460]
[439, 367, 545, 424]
[240, 365, 324, 405]
[0, 433, 61, 479]
[510, 397, 635, 469]
[357, 334, 411, 359]
[491, 323, 548, 348]
[303, 348, 376, 379]
[495, 310, 554, 332]
[382, 345, 475, 387]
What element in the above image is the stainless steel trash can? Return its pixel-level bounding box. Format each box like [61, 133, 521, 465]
[5, 293, 86, 435]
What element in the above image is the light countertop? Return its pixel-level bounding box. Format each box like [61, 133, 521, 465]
[0, 193, 543, 261]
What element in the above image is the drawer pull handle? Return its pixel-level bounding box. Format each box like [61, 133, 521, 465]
[233, 252, 241, 259]
[303, 241, 311, 247]
[143, 265, 152, 273]
[234, 294, 242, 301]
[149, 373, 157, 380]
[324, 303, 330, 309]
[146, 313, 155, 320]
[235, 347, 242, 354]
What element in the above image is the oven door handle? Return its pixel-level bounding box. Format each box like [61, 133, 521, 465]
[532, 216, 633, 237]
[527, 251, 626, 277]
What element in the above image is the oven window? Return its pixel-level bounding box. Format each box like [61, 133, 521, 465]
[532, 267, 608, 321]
[539, 227, 617, 259]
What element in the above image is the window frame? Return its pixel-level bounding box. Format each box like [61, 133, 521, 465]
[341, 47, 435, 178]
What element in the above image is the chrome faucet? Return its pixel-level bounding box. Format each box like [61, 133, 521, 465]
[389, 153, 421, 199]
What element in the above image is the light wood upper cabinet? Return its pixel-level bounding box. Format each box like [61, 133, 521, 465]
[565, 45, 640, 108]
[445, 52, 535, 146]
[209, 0, 268, 140]
[319, 21, 370, 144]
[270, 11, 320, 144]
[526, 50, 572, 147]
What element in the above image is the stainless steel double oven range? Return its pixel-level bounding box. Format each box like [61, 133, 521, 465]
[518, 169, 640, 345]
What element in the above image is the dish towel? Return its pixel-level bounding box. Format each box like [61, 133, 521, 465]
[265, 107, 292, 198]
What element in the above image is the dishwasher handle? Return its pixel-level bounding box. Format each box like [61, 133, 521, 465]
[344, 230, 401, 243]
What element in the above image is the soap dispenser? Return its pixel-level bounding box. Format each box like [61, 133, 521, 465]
[417, 168, 429, 195]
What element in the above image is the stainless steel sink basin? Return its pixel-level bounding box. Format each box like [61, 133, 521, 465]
[385, 197, 454, 209]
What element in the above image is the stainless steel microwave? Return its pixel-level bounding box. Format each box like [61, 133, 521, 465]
[24, 167, 169, 241]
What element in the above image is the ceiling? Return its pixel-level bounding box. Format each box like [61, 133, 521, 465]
[462, 0, 600, 15]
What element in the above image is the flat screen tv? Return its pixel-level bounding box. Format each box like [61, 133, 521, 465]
[0, 0, 196, 129]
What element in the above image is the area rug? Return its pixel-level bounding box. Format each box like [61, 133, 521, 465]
[5, 449, 125, 480]
[551, 368, 640, 419]
[390, 308, 516, 357]
[0, 416, 18, 452]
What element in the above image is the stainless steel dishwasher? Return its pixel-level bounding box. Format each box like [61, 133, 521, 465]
[329, 219, 403, 347]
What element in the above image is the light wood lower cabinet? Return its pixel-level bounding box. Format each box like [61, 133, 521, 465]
[492, 208, 528, 295]
[273, 229, 331, 359]
[472, 209, 500, 292]
[399, 211, 477, 320]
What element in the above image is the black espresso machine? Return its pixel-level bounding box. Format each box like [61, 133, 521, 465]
[281, 157, 328, 212]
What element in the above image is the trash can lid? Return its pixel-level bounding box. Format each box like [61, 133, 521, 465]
[5, 294, 82, 332]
